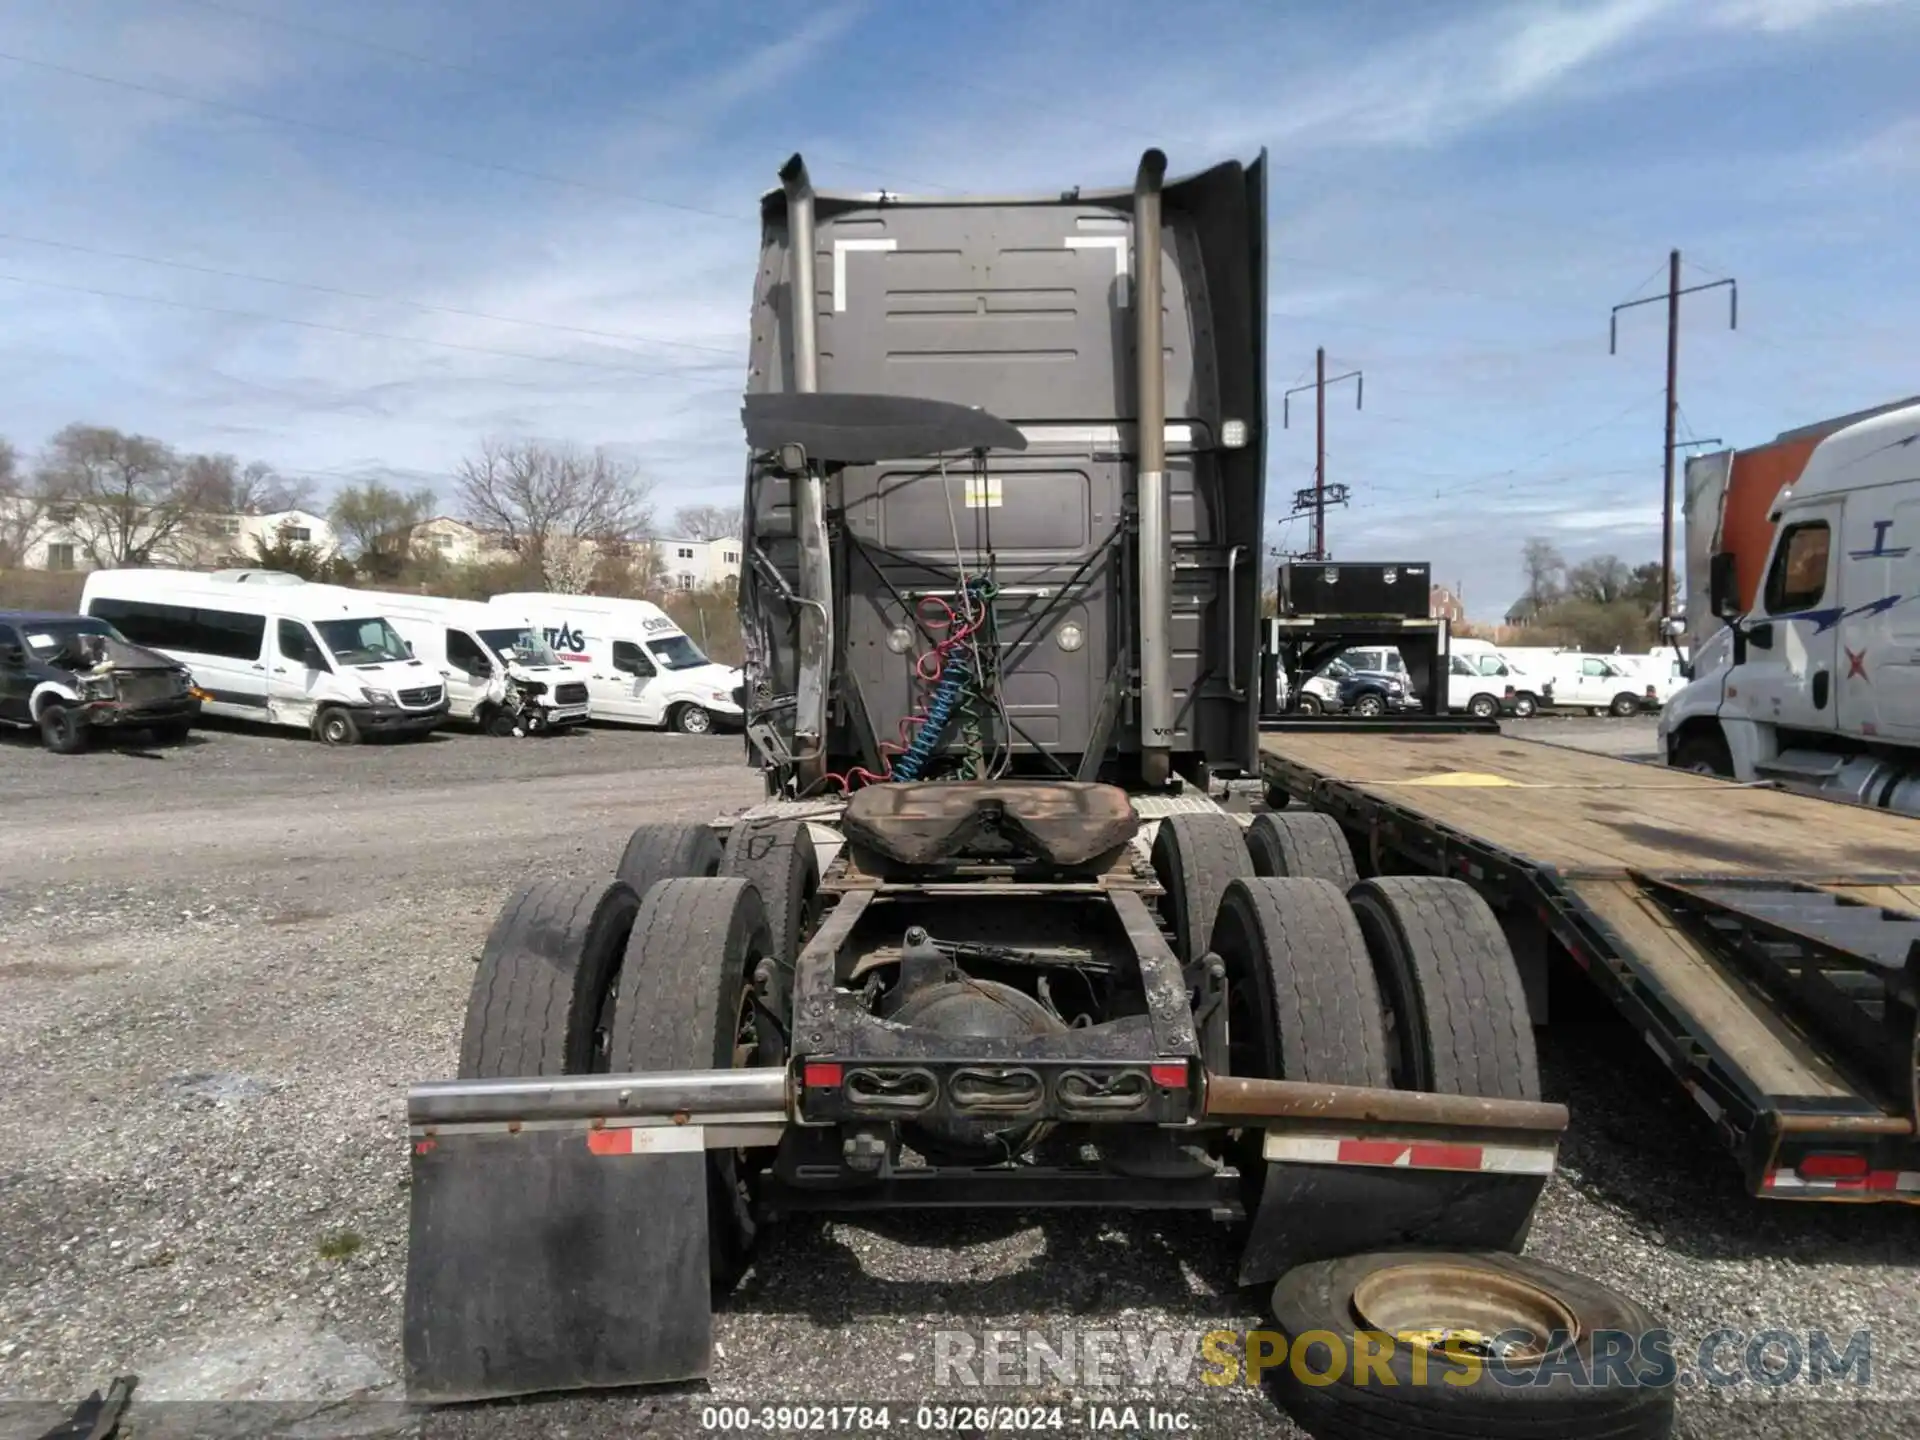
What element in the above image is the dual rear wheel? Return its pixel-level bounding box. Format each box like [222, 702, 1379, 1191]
[460, 818, 819, 1289]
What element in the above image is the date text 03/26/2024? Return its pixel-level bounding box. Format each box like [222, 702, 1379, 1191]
[699, 1405, 1191, 1432]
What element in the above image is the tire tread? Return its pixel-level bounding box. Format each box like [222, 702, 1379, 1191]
[458, 876, 638, 1078]
[1350, 876, 1538, 1100]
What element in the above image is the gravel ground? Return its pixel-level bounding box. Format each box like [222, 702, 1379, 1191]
[1, 717, 1914, 1440]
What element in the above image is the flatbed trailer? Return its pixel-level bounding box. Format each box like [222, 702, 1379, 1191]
[1258, 721, 1920, 1202]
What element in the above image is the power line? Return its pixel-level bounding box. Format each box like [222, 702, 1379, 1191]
[0, 228, 744, 358]
[1608, 249, 1738, 621]
[1280, 347, 1363, 561]
[0, 49, 752, 224]
[0, 270, 735, 379]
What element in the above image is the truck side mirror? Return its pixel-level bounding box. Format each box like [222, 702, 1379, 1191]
[1708, 551, 1737, 620]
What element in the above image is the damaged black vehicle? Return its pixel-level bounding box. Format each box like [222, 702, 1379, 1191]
[0, 610, 202, 753]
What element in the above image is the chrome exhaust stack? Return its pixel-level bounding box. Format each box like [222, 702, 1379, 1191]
[1134, 149, 1172, 787]
[779, 154, 833, 786]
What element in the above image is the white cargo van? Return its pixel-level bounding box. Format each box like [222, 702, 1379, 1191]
[1450, 638, 1543, 717]
[1660, 401, 1920, 814]
[346, 590, 590, 736]
[492, 592, 744, 734]
[80, 570, 449, 745]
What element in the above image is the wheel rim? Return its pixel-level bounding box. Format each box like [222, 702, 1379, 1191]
[682, 707, 710, 734]
[324, 717, 346, 743]
[1471, 698, 1495, 718]
[1515, 697, 1535, 717]
[1350, 1261, 1580, 1365]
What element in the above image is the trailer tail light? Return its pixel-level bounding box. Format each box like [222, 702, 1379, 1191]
[803, 1062, 843, 1089]
[1149, 1061, 1189, 1088]
[1798, 1152, 1869, 1179]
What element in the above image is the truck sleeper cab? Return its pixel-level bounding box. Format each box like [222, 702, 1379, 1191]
[491, 592, 743, 735]
[79, 571, 448, 746]
[1662, 400, 1920, 813]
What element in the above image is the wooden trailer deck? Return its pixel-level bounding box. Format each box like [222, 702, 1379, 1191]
[1257, 729, 1920, 1193]
[1257, 729, 1920, 881]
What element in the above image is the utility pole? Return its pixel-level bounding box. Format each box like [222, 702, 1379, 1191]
[1610, 251, 1737, 624]
[1282, 348, 1363, 560]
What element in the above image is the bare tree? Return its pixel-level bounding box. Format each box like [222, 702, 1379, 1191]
[329, 481, 436, 583]
[1517, 538, 1566, 617]
[454, 440, 654, 589]
[673, 503, 742, 541]
[183, 453, 315, 516]
[33, 424, 213, 567]
[0, 438, 51, 569]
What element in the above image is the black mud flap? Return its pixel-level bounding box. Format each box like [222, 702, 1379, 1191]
[404, 1124, 713, 1403]
[1237, 1162, 1545, 1286]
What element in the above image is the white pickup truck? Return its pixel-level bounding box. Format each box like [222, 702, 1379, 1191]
[1659, 400, 1920, 815]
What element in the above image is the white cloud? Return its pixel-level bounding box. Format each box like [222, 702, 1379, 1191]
[1707, 0, 1902, 32]
[1837, 114, 1920, 175]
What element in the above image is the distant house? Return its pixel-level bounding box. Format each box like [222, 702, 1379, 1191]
[2, 498, 338, 572]
[406, 518, 743, 591]
[1505, 596, 1541, 627]
[1429, 583, 1466, 625]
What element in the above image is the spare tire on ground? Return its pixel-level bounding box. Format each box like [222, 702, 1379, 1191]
[1270, 1250, 1676, 1440]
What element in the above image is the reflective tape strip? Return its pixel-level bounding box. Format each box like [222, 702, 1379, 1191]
[585, 1125, 705, 1157]
[1763, 1168, 1920, 1193]
[1263, 1132, 1555, 1175]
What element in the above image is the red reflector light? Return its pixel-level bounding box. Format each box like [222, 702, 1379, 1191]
[1149, 1062, 1188, 1088]
[1799, 1152, 1869, 1179]
[803, 1062, 843, 1089]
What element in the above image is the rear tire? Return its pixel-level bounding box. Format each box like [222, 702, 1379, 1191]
[1610, 691, 1640, 718]
[1347, 876, 1539, 1099]
[1511, 692, 1538, 719]
[1467, 693, 1499, 720]
[1244, 812, 1358, 889]
[1150, 812, 1256, 964]
[38, 704, 88, 754]
[1353, 694, 1386, 718]
[720, 818, 820, 965]
[457, 877, 640, 1078]
[316, 707, 360, 747]
[1210, 877, 1390, 1088]
[616, 821, 723, 899]
[610, 878, 778, 1289]
[1270, 1250, 1676, 1440]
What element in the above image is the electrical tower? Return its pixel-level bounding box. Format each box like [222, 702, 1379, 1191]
[1282, 347, 1363, 561]
[1610, 251, 1737, 623]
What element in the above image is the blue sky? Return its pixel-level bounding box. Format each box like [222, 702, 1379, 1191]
[0, 0, 1914, 616]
